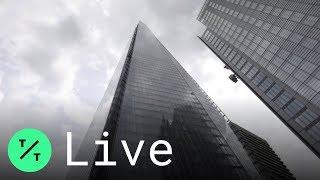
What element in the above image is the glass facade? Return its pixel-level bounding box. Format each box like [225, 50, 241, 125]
[229, 122, 296, 180]
[198, 0, 320, 158]
[67, 22, 261, 179]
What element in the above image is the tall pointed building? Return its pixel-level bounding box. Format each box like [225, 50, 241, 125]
[198, 0, 320, 158]
[67, 22, 260, 179]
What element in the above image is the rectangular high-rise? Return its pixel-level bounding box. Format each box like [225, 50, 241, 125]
[198, 0, 320, 157]
[67, 22, 261, 179]
[229, 121, 296, 180]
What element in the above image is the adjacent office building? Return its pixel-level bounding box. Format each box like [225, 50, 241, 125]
[198, 0, 320, 157]
[229, 121, 296, 180]
[67, 22, 261, 179]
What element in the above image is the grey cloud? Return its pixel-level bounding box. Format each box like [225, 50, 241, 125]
[55, 17, 82, 44]
[30, 16, 82, 45]
[10, 15, 83, 92]
[0, 0, 319, 179]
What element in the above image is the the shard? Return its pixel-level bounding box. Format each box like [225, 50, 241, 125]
[67, 22, 261, 180]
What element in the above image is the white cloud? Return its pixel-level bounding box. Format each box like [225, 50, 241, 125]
[0, 0, 319, 179]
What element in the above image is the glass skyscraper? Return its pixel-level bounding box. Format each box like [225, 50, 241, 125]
[229, 121, 296, 180]
[198, 0, 320, 158]
[67, 22, 261, 179]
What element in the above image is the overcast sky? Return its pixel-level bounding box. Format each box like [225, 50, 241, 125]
[0, 0, 319, 179]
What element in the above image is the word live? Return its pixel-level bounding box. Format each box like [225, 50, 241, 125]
[67, 132, 172, 167]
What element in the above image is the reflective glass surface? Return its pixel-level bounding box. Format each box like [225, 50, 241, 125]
[68, 22, 260, 179]
[198, 0, 320, 157]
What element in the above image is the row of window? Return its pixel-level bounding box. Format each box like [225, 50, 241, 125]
[202, 10, 318, 74]
[218, 0, 319, 27]
[126, 84, 195, 102]
[203, 30, 320, 143]
[202, 10, 320, 108]
[202, 2, 320, 60]
[205, 4, 319, 51]
[127, 80, 193, 96]
[168, 54, 235, 123]
[129, 73, 188, 89]
[203, 4, 319, 52]
[118, 75, 247, 174]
